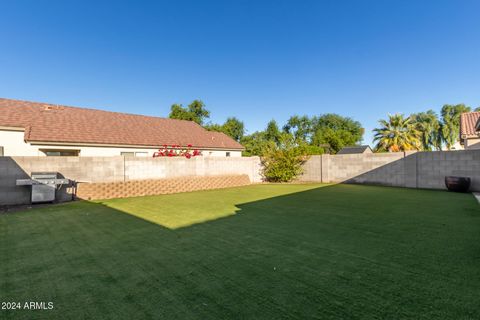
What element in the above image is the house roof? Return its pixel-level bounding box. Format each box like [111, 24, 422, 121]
[460, 111, 480, 138]
[0, 98, 244, 150]
[337, 145, 372, 154]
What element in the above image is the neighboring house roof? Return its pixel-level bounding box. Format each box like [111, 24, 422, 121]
[460, 111, 480, 139]
[337, 145, 372, 154]
[0, 98, 244, 150]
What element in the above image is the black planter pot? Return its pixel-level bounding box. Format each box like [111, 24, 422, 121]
[445, 176, 471, 193]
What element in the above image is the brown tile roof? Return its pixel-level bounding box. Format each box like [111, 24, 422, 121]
[460, 111, 480, 138]
[0, 98, 244, 150]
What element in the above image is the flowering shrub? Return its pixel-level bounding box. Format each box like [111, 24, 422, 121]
[153, 144, 202, 159]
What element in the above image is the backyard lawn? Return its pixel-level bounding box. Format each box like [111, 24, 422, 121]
[1, 184, 480, 319]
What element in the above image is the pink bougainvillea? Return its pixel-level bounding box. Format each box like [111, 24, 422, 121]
[153, 144, 202, 159]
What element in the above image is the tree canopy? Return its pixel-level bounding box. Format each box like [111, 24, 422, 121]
[411, 110, 442, 151]
[374, 103, 478, 152]
[373, 114, 421, 152]
[205, 117, 245, 142]
[265, 120, 282, 144]
[440, 104, 471, 150]
[311, 114, 364, 152]
[241, 113, 363, 156]
[169, 100, 210, 125]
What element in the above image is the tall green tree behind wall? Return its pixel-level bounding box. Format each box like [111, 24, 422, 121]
[169, 100, 210, 125]
[241, 114, 363, 156]
[169, 100, 245, 142]
[167, 101, 364, 156]
[373, 103, 479, 152]
[411, 110, 442, 151]
[205, 117, 245, 142]
[440, 104, 471, 150]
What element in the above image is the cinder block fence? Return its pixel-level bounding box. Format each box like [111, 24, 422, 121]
[0, 156, 262, 205]
[1, 150, 480, 206]
[298, 150, 480, 191]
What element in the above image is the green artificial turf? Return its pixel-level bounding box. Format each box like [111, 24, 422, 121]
[1, 184, 479, 319]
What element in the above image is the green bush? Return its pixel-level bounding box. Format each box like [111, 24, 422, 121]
[261, 134, 309, 182]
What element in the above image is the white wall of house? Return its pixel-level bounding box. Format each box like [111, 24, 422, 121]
[0, 129, 242, 157]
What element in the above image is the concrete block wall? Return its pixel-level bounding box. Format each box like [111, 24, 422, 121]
[202, 157, 263, 183]
[298, 150, 480, 191]
[298, 152, 405, 185]
[327, 152, 405, 184]
[76, 175, 251, 200]
[0, 157, 32, 205]
[297, 156, 322, 182]
[0, 156, 262, 205]
[3, 150, 480, 205]
[10, 156, 125, 183]
[417, 150, 480, 190]
[124, 157, 196, 180]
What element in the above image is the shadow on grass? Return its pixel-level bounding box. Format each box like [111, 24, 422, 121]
[92, 184, 327, 229]
[1, 184, 480, 319]
[91, 183, 479, 231]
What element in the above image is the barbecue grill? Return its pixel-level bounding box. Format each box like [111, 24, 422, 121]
[16, 172, 70, 203]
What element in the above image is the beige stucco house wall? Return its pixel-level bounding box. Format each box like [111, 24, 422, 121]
[0, 129, 242, 157]
[463, 137, 480, 150]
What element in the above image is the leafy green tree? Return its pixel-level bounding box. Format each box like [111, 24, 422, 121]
[313, 127, 349, 153]
[204, 123, 223, 132]
[440, 104, 471, 150]
[241, 120, 285, 156]
[221, 117, 245, 141]
[261, 133, 308, 182]
[411, 110, 442, 151]
[312, 114, 364, 141]
[169, 100, 210, 125]
[241, 114, 362, 157]
[303, 145, 326, 155]
[373, 114, 421, 152]
[311, 114, 363, 153]
[205, 117, 245, 141]
[240, 131, 273, 156]
[283, 115, 312, 142]
[265, 119, 282, 144]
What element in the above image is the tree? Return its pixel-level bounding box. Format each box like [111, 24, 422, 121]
[205, 117, 245, 141]
[411, 110, 442, 151]
[240, 114, 362, 157]
[283, 115, 312, 142]
[203, 123, 224, 132]
[240, 131, 273, 156]
[261, 133, 308, 182]
[169, 100, 210, 125]
[240, 120, 283, 157]
[313, 127, 351, 153]
[221, 117, 245, 141]
[311, 114, 363, 153]
[373, 114, 421, 152]
[265, 119, 281, 144]
[440, 104, 471, 150]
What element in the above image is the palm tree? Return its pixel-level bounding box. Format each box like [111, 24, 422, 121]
[411, 110, 442, 151]
[373, 114, 421, 152]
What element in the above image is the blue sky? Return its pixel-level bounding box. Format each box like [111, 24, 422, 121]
[1, 0, 479, 144]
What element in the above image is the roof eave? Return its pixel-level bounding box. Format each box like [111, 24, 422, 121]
[26, 139, 245, 150]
